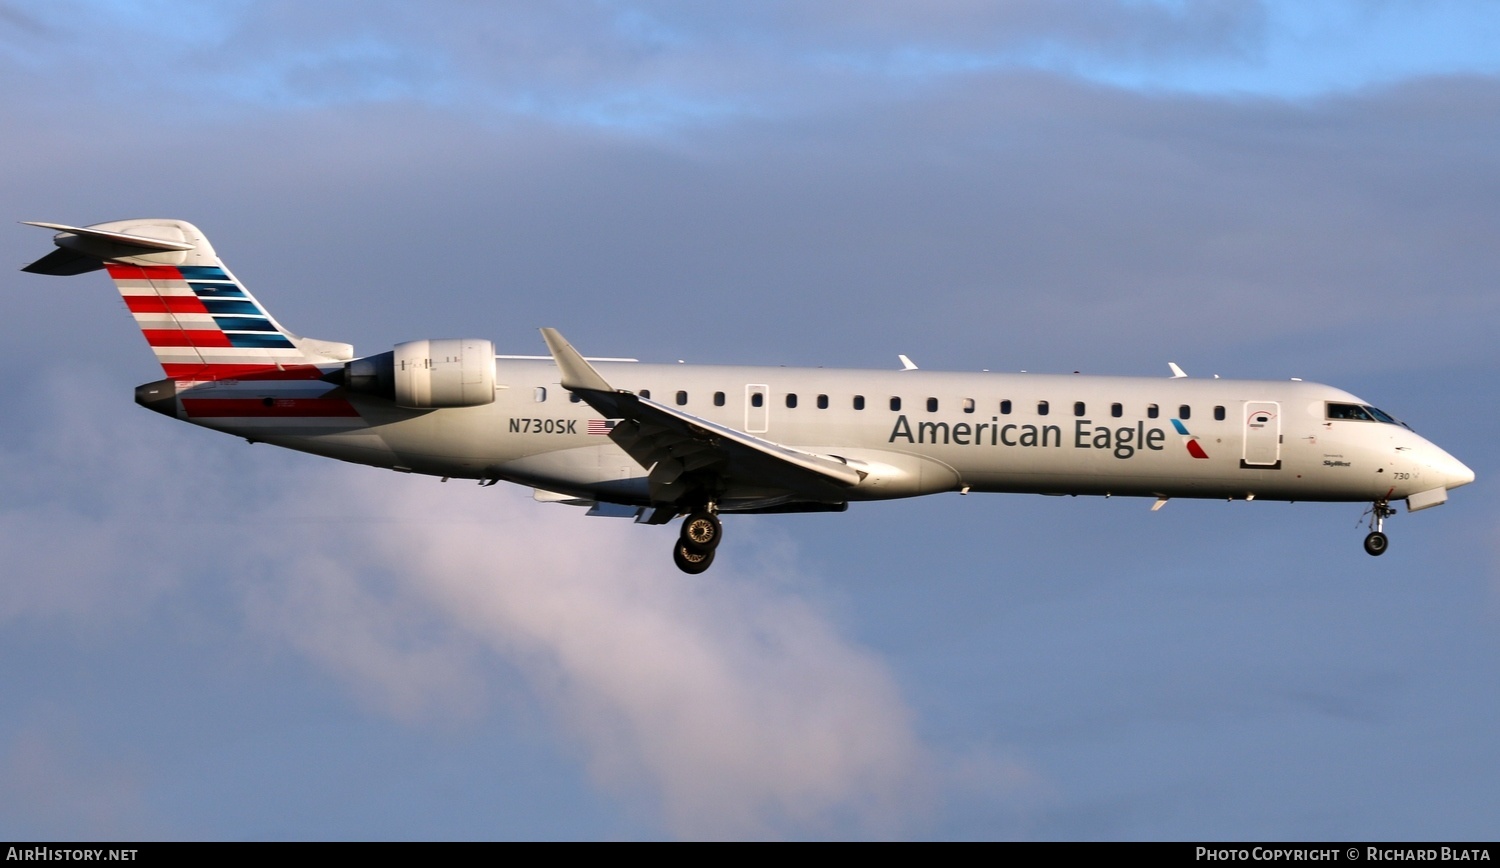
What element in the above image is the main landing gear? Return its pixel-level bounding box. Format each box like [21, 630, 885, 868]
[673, 507, 723, 575]
[1363, 498, 1397, 557]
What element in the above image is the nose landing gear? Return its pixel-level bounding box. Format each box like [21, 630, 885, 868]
[1363, 498, 1396, 556]
[673, 506, 723, 575]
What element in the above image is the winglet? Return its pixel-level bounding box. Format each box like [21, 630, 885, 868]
[540, 328, 615, 393]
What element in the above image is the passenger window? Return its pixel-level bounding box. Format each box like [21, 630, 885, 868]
[1037, 400, 1049, 416]
[1179, 405, 1191, 420]
[750, 392, 763, 408]
[786, 393, 798, 409]
[676, 390, 688, 406]
[534, 387, 547, 402]
[1073, 401, 1085, 417]
[1147, 403, 1159, 418]
[963, 398, 975, 414]
[713, 391, 725, 407]
[1000, 400, 1012, 415]
[817, 394, 829, 409]
[926, 397, 939, 412]
[853, 395, 865, 410]
[639, 389, 651, 400]
[890, 397, 902, 411]
[1214, 405, 1225, 421]
[1111, 403, 1122, 418]
[570, 392, 582, 404]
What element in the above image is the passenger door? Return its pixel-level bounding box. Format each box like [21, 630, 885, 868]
[1242, 401, 1281, 469]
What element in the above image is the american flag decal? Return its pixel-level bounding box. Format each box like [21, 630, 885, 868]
[587, 419, 618, 435]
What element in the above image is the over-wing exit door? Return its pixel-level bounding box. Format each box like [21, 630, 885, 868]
[745, 384, 769, 433]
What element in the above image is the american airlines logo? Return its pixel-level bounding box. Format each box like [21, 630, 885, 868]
[1170, 419, 1210, 459]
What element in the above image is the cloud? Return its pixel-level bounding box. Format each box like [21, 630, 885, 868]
[1, 373, 930, 838]
[0, 370, 207, 628]
[8, 0, 1497, 134]
[242, 473, 930, 838]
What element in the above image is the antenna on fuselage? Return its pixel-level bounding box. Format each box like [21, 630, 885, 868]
[1168, 362, 1188, 378]
[898, 354, 918, 371]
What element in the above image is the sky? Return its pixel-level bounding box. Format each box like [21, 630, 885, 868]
[1, 0, 1498, 841]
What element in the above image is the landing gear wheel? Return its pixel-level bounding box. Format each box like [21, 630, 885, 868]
[673, 542, 715, 575]
[1363, 498, 1395, 557]
[680, 511, 723, 552]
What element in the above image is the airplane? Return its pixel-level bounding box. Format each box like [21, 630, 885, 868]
[22, 218, 1475, 573]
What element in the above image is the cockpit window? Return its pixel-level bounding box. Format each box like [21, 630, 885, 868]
[1326, 403, 1375, 421]
[1327, 402, 1401, 425]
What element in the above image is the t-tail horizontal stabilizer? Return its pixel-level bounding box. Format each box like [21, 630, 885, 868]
[21, 221, 197, 275]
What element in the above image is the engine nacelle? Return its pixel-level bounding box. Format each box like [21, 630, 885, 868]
[345, 338, 496, 408]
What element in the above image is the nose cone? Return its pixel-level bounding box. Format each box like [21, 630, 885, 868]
[1429, 448, 1475, 490]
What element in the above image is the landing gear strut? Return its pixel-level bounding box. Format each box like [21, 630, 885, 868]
[673, 505, 723, 574]
[1363, 498, 1396, 557]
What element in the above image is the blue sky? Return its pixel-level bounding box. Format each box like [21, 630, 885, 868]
[2, 1, 1497, 840]
[10, 1, 1500, 121]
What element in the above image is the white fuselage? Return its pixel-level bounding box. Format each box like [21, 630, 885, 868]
[174, 358, 1474, 511]
[26, 216, 1472, 569]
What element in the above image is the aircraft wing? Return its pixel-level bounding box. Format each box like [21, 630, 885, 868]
[540, 329, 864, 506]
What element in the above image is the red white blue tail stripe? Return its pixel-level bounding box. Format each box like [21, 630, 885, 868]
[106, 263, 321, 380]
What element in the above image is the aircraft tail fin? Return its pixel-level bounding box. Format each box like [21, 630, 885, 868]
[23, 219, 353, 380]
